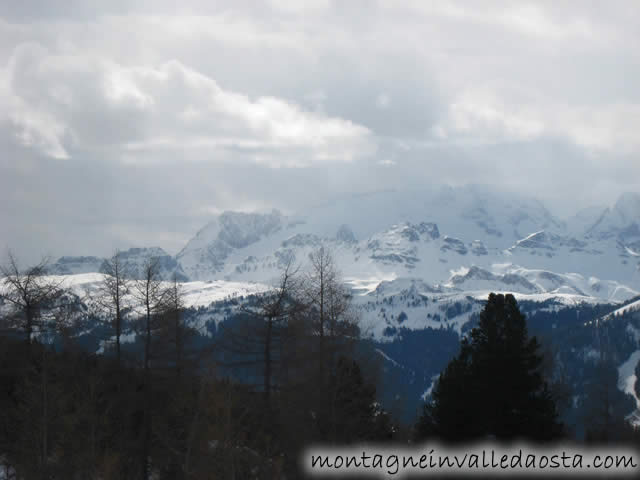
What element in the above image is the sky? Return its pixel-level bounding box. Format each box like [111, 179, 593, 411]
[0, 1, 639, 263]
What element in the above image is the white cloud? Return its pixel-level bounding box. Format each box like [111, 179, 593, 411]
[0, 42, 375, 167]
[443, 89, 544, 144]
[437, 87, 640, 153]
[267, 0, 331, 15]
[382, 1, 598, 42]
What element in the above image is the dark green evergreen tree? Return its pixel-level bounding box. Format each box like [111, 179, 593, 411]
[635, 358, 640, 401]
[416, 293, 563, 442]
[328, 356, 394, 443]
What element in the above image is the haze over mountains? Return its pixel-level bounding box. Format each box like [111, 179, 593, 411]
[49, 185, 640, 293]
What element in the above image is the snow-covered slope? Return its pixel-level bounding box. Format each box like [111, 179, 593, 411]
[48, 256, 105, 275]
[167, 187, 640, 341]
[285, 185, 563, 248]
[618, 350, 640, 426]
[41, 186, 640, 341]
[173, 187, 640, 289]
[176, 210, 285, 280]
[112, 247, 188, 281]
[48, 247, 187, 281]
[585, 193, 640, 248]
[37, 272, 268, 314]
[566, 206, 609, 237]
[604, 297, 640, 320]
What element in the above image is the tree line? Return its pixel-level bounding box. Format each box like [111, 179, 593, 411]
[1, 249, 639, 479]
[0, 248, 392, 479]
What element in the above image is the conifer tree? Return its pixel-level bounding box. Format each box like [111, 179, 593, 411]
[329, 356, 393, 443]
[416, 293, 563, 442]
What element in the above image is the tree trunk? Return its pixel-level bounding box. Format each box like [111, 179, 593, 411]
[142, 294, 152, 480]
[319, 267, 325, 385]
[185, 378, 205, 478]
[115, 305, 121, 369]
[145, 309, 151, 373]
[175, 310, 182, 381]
[264, 316, 273, 402]
[41, 347, 48, 480]
[26, 305, 33, 345]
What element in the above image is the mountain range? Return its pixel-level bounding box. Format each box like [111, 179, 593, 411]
[50, 185, 640, 307]
[30, 185, 640, 426]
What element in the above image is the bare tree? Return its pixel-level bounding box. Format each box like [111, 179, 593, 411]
[325, 274, 359, 339]
[0, 252, 66, 345]
[219, 257, 303, 403]
[303, 246, 359, 383]
[305, 246, 335, 340]
[93, 251, 131, 368]
[298, 246, 363, 443]
[252, 258, 302, 402]
[160, 272, 190, 381]
[132, 256, 171, 480]
[0, 252, 72, 478]
[133, 257, 168, 375]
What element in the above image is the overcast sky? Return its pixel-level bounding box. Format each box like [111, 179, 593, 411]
[1, 1, 639, 262]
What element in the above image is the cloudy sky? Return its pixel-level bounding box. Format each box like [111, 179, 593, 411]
[1, 1, 639, 262]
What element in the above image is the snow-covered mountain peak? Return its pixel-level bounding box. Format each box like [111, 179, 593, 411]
[508, 230, 590, 255]
[48, 256, 105, 275]
[447, 265, 538, 293]
[108, 247, 188, 281]
[364, 222, 442, 269]
[566, 205, 609, 236]
[49, 248, 187, 281]
[177, 209, 285, 280]
[585, 192, 640, 241]
[47, 185, 639, 320]
[168, 186, 640, 298]
[183, 210, 284, 252]
[370, 277, 442, 298]
[278, 186, 565, 249]
[48, 246, 188, 281]
[217, 210, 284, 249]
[614, 193, 640, 225]
[448, 184, 563, 236]
[511, 231, 553, 249]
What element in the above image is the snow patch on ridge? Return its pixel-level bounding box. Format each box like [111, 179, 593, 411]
[618, 350, 640, 426]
